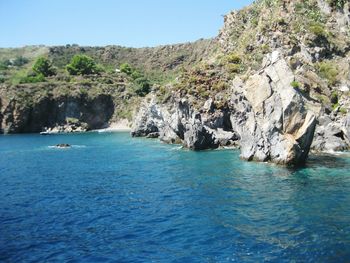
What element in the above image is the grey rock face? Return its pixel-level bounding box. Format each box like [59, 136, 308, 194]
[131, 96, 237, 150]
[345, 114, 350, 144]
[312, 114, 350, 152]
[131, 51, 317, 165]
[228, 52, 316, 165]
[130, 97, 163, 137]
[0, 94, 114, 134]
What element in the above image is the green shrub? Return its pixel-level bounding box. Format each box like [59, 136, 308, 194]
[295, 2, 324, 23]
[0, 59, 11, 70]
[19, 74, 45, 84]
[226, 53, 242, 64]
[133, 77, 151, 96]
[309, 23, 328, 38]
[291, 81, 301, 89]
[131, 70, 143, 80]
[226, 64, 242, 73]
[327, 0, 345, 9]
[66, 55, 100, 75]
[12, 56, 29, 67]
[119, 63, 133, 75]
[339, 107, 347, 114]
[0, 63, 7, 71]
[330, 91, 338, 104]
[33, 57, 56, 77]
[213, 81, 228, 92]
[317, 62, 339, 86]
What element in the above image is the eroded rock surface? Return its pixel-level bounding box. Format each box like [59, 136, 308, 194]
[132, 52, 317, 165]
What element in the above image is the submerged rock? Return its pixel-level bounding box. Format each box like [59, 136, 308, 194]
[55, 143, 71, 148]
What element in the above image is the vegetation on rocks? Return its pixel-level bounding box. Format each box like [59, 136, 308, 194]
[66, 55, 101, 75]
[1, 0, 350, 150]
[33, 57, 56, 77]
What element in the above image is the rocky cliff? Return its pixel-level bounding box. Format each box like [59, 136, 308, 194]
[0, 93, 113, 133]
[131, 0, 350, 165]
[1, 0, 350, 166]
[131, 51, 318, 165]
[0, 74, 137, 133]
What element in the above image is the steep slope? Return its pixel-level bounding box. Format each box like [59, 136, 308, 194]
[1, 0, 350, 165]
[216, 0, 350, 152]
[131, 0, 350, 165]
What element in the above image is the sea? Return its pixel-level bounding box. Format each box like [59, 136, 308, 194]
[0, 132, 350, 262]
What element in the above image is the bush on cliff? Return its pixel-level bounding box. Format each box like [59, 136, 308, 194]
[19, 73, 45, 84]
[66, 55, 101, 75]
[316, 61, 339, 86]
[133, 77, 151, 96]
[120, 63, 133, 75]
[11, 69, 45, 84]
[33, 57, 56, 77]
[12, 56, 29, 67]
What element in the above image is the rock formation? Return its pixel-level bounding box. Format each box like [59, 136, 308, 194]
[132, 51, 317, 165]
[1, 0, 350, 165]
[0, 93, 114, 134]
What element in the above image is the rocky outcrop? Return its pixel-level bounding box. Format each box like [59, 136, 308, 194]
[132, 51, 317, 165]
[228, 51, 317, 165]
[0, 93, 114, 134]
[131, 96, 237, 150]
[312, 113, 350, 152]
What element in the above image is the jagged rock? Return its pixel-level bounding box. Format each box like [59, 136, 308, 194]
[55, 143, 71, 148]
[183, 124, 217, 150]
[131, 97, 163, 137]
[146, 132, 160, 138]
[131, 95, 236, 150]
[131, 52, 316, 165]
[312, 114, 350, 152]
[211, 128, 239, 147]
[344, 114, 350, 144]
[229, 51, 316, 165]
[0, 94, 114, 134]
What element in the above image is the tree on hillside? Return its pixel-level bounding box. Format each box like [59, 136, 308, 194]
[133, 77, 151, 97]
[66, 55, 101, 75]
[119, 63, 133, 75]
[32, 57, 56, 77]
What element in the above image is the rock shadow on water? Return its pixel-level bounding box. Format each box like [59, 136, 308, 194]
[292, 153, 350, 171]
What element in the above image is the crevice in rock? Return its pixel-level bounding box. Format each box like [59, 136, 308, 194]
[334, 131, 345, 140]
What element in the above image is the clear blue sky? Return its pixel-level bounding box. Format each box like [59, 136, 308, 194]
[0, 0, 254, 48]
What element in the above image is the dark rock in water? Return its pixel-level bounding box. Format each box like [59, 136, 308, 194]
[55, 143, 71, 148]
[146, 132, 160, 138]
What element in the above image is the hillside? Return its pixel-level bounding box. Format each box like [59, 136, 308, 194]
[1, 0, 350, 165]
[131, 0, 350, 165]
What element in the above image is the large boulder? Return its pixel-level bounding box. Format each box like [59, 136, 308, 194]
[229, 51, 317, 165]
[131, 97, 163, 137]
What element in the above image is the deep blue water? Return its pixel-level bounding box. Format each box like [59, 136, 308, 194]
[0, 132, 350, 262]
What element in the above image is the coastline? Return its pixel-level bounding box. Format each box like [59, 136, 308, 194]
[95, 120, 131, 133]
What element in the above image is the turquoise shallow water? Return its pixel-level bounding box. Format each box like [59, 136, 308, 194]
[0, 132, 350, 262]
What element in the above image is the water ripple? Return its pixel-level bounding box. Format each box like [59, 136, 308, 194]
[0, 132, 350, 262]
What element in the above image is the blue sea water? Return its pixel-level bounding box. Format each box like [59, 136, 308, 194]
[0, 132, 350, 263]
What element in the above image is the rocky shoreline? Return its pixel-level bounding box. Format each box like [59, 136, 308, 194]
[130, 52, 319, 165]
[1, 0, 350, 166]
